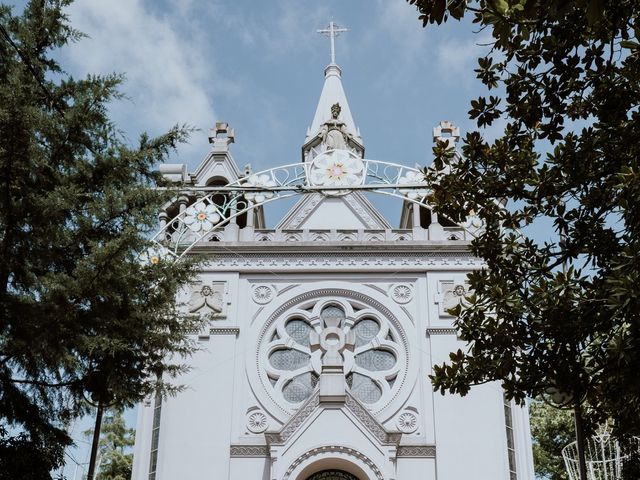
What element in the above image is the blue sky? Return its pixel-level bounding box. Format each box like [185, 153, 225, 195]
[58, 0, 498, 175]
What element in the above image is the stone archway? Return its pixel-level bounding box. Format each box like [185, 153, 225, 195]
[305, 471, 361, 480]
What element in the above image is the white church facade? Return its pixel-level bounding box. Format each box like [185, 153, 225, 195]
[131, 24, 535, 480]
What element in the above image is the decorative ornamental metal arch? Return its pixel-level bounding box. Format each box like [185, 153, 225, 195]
[146, 149, 477, 263]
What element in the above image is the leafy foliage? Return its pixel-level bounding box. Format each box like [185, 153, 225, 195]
[407, 0, 640, 441]
[530, 401, 574, 480]
[0, 0, 204, 475]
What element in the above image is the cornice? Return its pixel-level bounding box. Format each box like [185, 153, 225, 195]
[193, 249, 482, 273]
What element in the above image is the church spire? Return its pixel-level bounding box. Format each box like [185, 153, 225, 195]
[303, 22, 363, 159]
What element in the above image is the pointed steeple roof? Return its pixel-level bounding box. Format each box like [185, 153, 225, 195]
[304, 63, 362, 145]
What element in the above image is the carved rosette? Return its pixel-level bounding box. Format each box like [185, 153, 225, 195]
[246, 411, 269, 433]
[252, 284, 275, 304]
[396, 410, 418, 433]
[390, 284, 413, 304]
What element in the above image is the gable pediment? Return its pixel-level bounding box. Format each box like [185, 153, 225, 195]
[276, 192, 390, 230]
[265, 392, 400, 448]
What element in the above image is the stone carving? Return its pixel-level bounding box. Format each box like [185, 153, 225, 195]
[432, 120, 460, 148]
[283, 445, 384, 480]
[442, 284, 469, 311]
[188, 282, 225, 317]
[317, 103, 355, 150]
[344, 394, 397, 445]
[247, 411, 269, 433]
[277, 392, 320, 443]
[396, 411, 418, 433]
[229, 445, 269, 457]
[252, 284, 275, 304]
[435, 280, 472, 317]
[396, 445, 437, 457]
[390, 284, 413, 304]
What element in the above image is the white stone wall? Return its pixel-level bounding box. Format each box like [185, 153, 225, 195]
[132, 261, 534, 480]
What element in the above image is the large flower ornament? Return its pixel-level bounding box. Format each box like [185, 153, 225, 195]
[184, 202, 221, 233]
[309, 149, 364, 188]
[398, 170, 429, 201]
[140, 244, 174, 265]
[243, 174, 276, 204]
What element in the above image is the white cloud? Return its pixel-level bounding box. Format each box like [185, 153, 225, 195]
[435, 35, 488, 88]
[372, 0, 431, 58]
[63, 0, 216, 163]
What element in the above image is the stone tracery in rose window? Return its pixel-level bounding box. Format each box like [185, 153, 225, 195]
[264, 299, 403, 406]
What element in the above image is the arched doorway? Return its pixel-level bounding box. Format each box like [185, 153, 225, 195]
[306, 471, 360, 480]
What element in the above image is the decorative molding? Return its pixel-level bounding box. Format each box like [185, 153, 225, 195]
[252, 284, 275, 304]
[209, 327, 240, 336]
[269, 392, 320, 444]
[396, 411, 418, 433]
[396, 445, 437, 458]
[199, 251, 481, 273]
[253, 229, 416, 243]
[345, 394, 400, 445]
[425, 327, 457, 336]
[229, 445, 270, 457]
[390, 284, 413, 304]
[283, 445, 384, 480]
[246, 411, 269, 433]
[279, 193, 323, 230]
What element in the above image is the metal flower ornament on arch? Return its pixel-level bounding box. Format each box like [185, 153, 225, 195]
[145, 148, 471, 262]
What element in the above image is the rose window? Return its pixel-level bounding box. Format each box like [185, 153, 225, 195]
[263, 299, 404, 407]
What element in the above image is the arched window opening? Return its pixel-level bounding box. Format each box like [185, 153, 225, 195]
[305, 470, 360, 480]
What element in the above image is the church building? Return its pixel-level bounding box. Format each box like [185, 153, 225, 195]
[131, 23, 535, 480]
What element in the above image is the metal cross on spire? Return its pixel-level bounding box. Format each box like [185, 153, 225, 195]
[317, 21, 348, 65]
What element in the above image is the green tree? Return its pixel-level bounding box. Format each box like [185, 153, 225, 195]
[529, 401, 574, 480]
[406, 0, 640, 442]
[84, 409, 135, 480]
[0, 1, 203, 476]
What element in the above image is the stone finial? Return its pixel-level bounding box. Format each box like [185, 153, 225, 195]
[432, 120, 460, 148]
[208, 122, 235, 150]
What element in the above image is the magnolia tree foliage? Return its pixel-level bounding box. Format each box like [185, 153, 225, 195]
[0, 0, 203, 475]
[407, 0, 640, 438]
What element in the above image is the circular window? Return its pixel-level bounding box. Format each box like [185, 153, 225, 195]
[261, 296, 406, 411]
